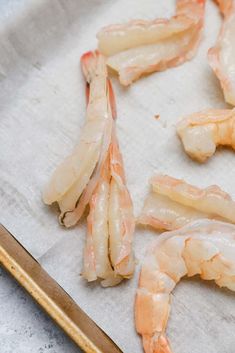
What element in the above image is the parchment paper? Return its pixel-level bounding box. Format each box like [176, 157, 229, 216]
[1, 1, 235, 352]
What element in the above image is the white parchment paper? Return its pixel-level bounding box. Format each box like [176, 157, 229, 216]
[1, 1, 235, 352]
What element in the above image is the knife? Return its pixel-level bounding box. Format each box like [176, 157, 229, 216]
[0, 224, 123, 353]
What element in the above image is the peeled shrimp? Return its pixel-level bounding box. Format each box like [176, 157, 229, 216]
[83, 154, 117, 286]
[83, 129, 135, 286]
[139, 174, 235, 231]
[135, 219, 235, 353]
[43, 51, 113, 227]
[82, 71, 135, 286]
[208, 0, 235, 105]
[139, 192, 212, 231]
[177, 108, 235, 162]
[97, 0, 205, 85]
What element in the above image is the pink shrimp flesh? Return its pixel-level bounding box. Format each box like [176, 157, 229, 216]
[136, 219, 235, 353]
[139, 174, 235, 231]
[42, 51, 113, 227]
[97, 0, 205, 85]
[177, 108, 235, 162]
[208, 0, 235, 105]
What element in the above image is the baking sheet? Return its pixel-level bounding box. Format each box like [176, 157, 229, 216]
[1, 1, 235, 352]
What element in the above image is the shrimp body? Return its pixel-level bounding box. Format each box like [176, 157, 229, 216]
[208, 0, 235, 105]
[108, 133, 135, 278]
[177, 109, 235, 162]
[136, 219, 235, 353]
[139, 192, 211, 231]
[82, 75, 135, 286]
[43, 51, 113, 226]
[83, 153, 122, 287]
[214, 0, 233, 16]
[139, 174, 235, 231]
[83, 131, 135, 286]
[97, 17, 193, 57]
[97, 0, 205, 85]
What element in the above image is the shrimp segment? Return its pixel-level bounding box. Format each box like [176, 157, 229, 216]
[135, 219, 235, 353]
[177, 109, 235, 162]
[97, 0, 205, 85]
[139, 174, 235, 231]
[43, 51, 113, 226]
[208, 0, 235, 105]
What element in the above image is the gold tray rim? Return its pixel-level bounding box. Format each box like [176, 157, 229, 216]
[0, 224, 123, 353]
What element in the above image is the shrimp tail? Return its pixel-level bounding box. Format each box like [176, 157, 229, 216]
[81, 50, 106, 82]
[143, 334, 172, 353]
[81, 50, 108, 106]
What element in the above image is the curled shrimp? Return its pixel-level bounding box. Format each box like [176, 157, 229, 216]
[43, 51, 113, 227]
[139, 174, 235, 231]
[83, 128, 135, 286]
[177, 108, 235, 162]
[135, 219, 235, 353]
[208, 0, 235, 105]
[97, 0, 205, 85]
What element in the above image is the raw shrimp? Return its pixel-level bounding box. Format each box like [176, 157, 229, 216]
[139, 174, 235, 230]
[97, 14, 193, 57]
[83, 129, 135, 286]
[139, 192, 213, 231]
[177, 109, 235, 162]
[43, 51, 113, 227]
[82, 72, 135, 285]
[135, 219, 235, 353]
[97, 0, 205, 85]
[208, 0, 235, 105]
[83, 154, 116, 286]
